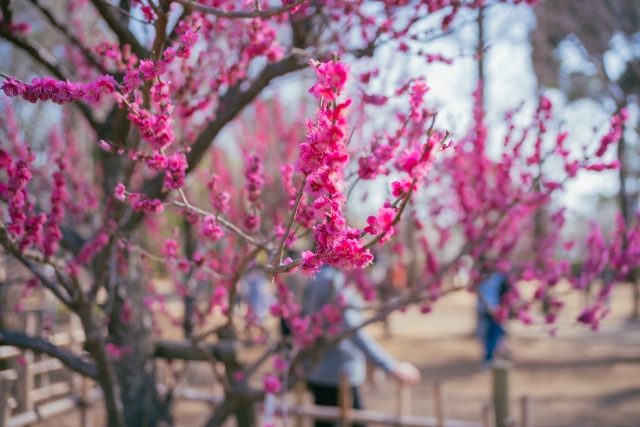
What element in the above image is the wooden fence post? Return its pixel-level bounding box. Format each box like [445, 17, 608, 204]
[396, 381, 410, 417]
[16, 312, 35, 412]
[34, 311, 50, 393]
[492, 361, 511, 427]
[520, 395, 531, 427]
[434, 381, 446, 427]
[0, 370, 18, 427]
[338, 374, 352, 427]
[366, 360, 377, 389]
[295, 380, 306, 427]
[482, 402, 495, 427]
[70, 314, 92, 427]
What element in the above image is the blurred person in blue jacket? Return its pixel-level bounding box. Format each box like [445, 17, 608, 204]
[476, 270, 509, 368]
[296, 265, 420, 427]
[242, 268, 273, 327]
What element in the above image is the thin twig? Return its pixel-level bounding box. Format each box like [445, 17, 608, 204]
[119, 235, 230, 280]
[177, 0, 306, 18]
[274, 175, 307, 267]
[96, 0, 153, 25]
[172, 199, 267, 250]
[364, 131, 450, 249]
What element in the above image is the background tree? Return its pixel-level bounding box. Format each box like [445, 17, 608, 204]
[531, 0, 640, 317]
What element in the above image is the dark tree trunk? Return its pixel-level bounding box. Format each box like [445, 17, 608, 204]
[617, 128, 640, 319]
[183, 218, 196, 337]
[234, 401, 257, 427]
[78, 304, 126, 427]
[108, 256, 171, 427]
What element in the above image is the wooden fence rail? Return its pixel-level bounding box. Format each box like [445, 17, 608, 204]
[171, 369, 533, 427]
[0, 312, 96, 427]
[0, 310, 533, 427]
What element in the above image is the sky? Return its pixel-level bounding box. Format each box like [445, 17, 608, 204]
[386, 3, 635, 221]
[127, 1, 637, 225]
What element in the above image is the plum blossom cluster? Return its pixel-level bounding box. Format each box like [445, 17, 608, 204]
[595, 108, 628, 157]
[1, 75, 117, 105]
[42, 157, 66, 257]
[126, 193, 165, 214]
[67, 232, 109, 277]
[503, 213, 634, 332]
[0, 20, 32, 34]
[295, 60, 374, 274]
[206, 173, 231, 213]
[123, 60, 187, 156]
[269, 275, 346, 347]
[202, 215, 224, 242]
[0, 147, 49, 251]
[105, 343, 133, 359]
[364, 206, 396, 245]
[4, 1, 630, 425]
[163, 153, 188, 191]
[244, 154, 265, 231]
[357, 78, 437, 181]
[263, 374, 282, 394]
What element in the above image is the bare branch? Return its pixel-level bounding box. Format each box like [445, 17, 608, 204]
[28, 0, 108, 74]
[151, 2, 169, 61]
[0, 331, 98, 379]
[225, 246, 264, 322]
[154, 339, 238, 364]
[184, 53, 309, 175]
[0, 0, 13, 32]
[263, 256, 303, 274]
[118, 233, 231, 280]
[123, 53, 309, 232]
[0, 221, 74, 308]
[245, 342, 279, 378]
[98, 0, 152, 25]
[176, 0, 307, 18]
[173, 200, 266, 250]
[90, 0, 150, 59]
[274, 175, 307, 266]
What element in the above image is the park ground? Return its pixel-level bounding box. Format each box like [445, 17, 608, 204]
[42, 280, 640, 427]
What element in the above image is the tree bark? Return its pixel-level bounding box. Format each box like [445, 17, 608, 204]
[108, 256, 171, 427]
[617, 125, 640, 320]
[77, 305, 127, 427]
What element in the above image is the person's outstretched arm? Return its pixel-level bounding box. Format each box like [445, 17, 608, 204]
[345, 307, 421, 386]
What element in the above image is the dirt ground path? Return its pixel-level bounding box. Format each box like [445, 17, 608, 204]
[40, 281, 640, 427]
[170, 281, 640, 427]
[356, 282, 640, 427]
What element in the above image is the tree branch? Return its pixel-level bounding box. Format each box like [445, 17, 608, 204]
[0, 32, 102, 132]
[0, 221, 74, 308]
[0, 0, 13, 32]
[363, 131, 449, 249]
[274, 175, 307, 266]
[122, 53, 309, 231]
[173, 200, 266, 249]
[154, 339, 238, 364]
[0, 331, 98, 379]
[90, 0, 150, 59]
[177, 0, 307, 18]
[21, 256, 75, 308]
[28, 0, 108, 74]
